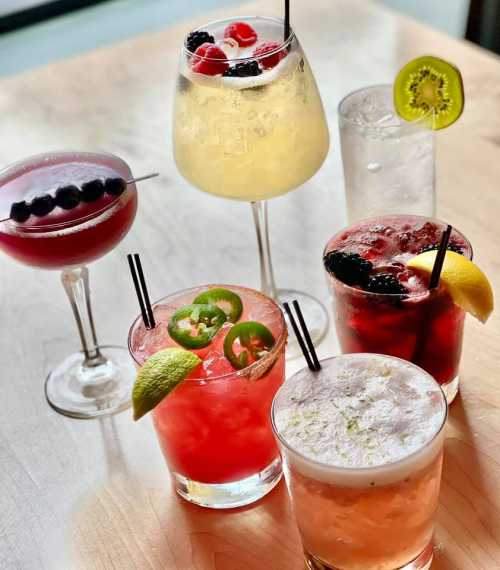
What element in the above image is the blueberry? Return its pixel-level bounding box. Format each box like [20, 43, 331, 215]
[55, 185, 81, 210]
[81, 179, 105, 202]
[10, 201, 31, 223]
[30, 194, 56, 217]
[104, 177, 127, 196]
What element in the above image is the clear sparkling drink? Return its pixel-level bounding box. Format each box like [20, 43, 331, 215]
[272, 353, 447, 570]
[339, 85, 435, 222]
[173, 18, 329, 201]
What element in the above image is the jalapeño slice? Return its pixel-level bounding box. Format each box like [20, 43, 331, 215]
[192, 287, 243, 323]
[168, 303, 226, 349]
[223, 321, 276, 370]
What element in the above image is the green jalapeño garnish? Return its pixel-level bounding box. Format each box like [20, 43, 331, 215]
[168, 303, 226, 349]
[223, 321, 275, 369]
[193, 287, 243, 323]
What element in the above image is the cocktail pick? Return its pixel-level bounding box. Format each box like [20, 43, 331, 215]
[127, 253, 156, 330]
[283, 301, 321, 371]
[0, 173, 159, 224]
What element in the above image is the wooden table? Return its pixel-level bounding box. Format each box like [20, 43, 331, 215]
[1, 0, 499, 568]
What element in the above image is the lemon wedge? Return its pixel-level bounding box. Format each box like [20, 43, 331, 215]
[407, 251, 494, 323]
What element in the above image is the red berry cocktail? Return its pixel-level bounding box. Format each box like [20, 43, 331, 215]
[0, 151, 138, 418]
[324, 215, 472, 403]
[128, 284, 287, 508]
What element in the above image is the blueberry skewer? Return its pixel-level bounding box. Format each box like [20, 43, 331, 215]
[2, 173, 158, 224]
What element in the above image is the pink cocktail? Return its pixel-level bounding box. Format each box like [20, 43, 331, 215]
[0, 151, 138, 418]
[129, 284, 287, 508]
[324, 215, 472, 403]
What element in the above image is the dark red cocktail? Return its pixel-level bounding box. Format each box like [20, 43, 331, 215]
[324, 215, 472, 403]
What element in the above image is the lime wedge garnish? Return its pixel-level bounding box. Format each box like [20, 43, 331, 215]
[408, 251, 494, 322]
[394, 55, 464, 130]
[132, 347, 201, 420]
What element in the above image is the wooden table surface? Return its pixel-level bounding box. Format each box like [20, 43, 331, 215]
[1, 0, 500, 568]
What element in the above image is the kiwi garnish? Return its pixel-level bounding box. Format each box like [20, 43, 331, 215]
[394, 55, 464, 130]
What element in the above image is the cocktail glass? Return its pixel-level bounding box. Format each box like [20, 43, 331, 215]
[338, 84, 435, 223]
[172, 16, 330, 352]
[272, 353, 447, 570]
[0, 151, 138, 418]
[128, 284, 287, 508]
[323, 214, 472, 403]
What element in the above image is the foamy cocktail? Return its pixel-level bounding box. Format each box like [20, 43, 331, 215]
[272, 353, 447, 570]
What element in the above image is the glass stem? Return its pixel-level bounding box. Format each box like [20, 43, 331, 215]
[251, 201, 278, 300]
[61, 266, 106, 368]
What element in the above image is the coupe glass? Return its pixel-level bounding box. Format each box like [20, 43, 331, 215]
[172, 16, 330, 352]
[0, 151, 138, 418]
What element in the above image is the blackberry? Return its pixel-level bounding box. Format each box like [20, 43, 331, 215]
[186, 31, 214, 53]
[223, 61, 262, 77]
[10, 201, 31, 223]
[81, 179, 105, 202]
[323, 250, 373, 286]
[55, 185, 81, 210]
[105, 177, 127, 196]
[30, 194, 55, 217]
[419, 242, 464, 255]
[365, 273, 408, 295]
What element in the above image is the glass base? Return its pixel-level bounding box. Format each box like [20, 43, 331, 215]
[172, 456, 282, 509]
[276, 289, 329, 359]
[45, 345, 135, 419]
[440, 375, 459, 405]
[305, 538, 434, 570]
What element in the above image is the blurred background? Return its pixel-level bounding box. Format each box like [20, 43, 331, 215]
[0, 0, 497, 77]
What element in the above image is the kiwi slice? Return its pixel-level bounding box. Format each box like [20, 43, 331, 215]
[394, 55, 464, 130]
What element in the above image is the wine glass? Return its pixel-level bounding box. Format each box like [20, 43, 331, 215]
[0, 151, 138, 418]
[172, 16, 330, 352]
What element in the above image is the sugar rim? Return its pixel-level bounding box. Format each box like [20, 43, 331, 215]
[271, 353, 448, 475]
[183, 15, 295, 63]
[323, 214, 473, 299]
[128, 283, 288, 383]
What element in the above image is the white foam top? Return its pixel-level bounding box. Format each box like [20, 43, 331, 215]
[273, 354, 446, 486]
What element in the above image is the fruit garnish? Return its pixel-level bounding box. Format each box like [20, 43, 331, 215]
[10, 201, 31, 223]
[104, 177, 127, 196]
[407, 250, 494, 322]
[81, 179, 105, 202]
[186, 30, 215, 53]
[393, 55, 464, 130]
[168, 303, 227, 349]
[191, 43, 229, 76]
[30, 194, 55, 217]
[192, 287, 243, 323]
[253, 42, 287, 70]
[419, 242, 464, 255]
[323, 250, 373, 286]
[223, 321, 275, 369]
[224, 22, 258, 47]
[132, 348, 201, 421]
[55, 185, 81, 210]
[223, 61, 262, 77]
[365, 273, 408, 295]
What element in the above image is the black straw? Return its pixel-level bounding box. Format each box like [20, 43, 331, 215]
[127, 253, 155, 329]
[428, 225, 452, 289]
[284, 0, 290, 42]
[283, 301, 321, 371]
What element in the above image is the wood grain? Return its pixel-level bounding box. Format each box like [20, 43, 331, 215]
[1, 0, 500, 568]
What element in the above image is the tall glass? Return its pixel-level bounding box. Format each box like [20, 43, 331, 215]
[128, 284, 287, 508]
[324, 214, 472, 403]
[272, 353, 447, 570]
[0, 151, 138, 418]
[172, 16, 330, 349]
[339, 84, 435, 222]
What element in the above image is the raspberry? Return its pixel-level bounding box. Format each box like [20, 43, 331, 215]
[323, 250, 373, 286]
[365, 274, 408, 295]
[223, 21, 258, 47]
[191, 43, 228, 76]
[186, 30, 214, 53]
[253, 42, 287, 69]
